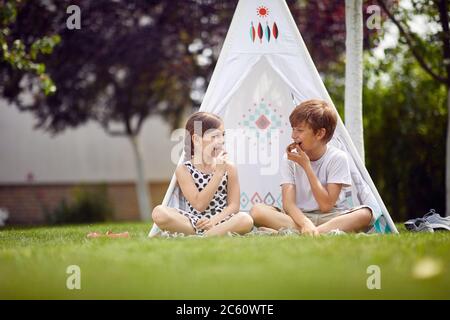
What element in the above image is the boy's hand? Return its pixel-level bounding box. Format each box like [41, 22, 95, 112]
[301, 219, 319, 236]
[286, 142, 299, 153]
[286, 143, 311, 169]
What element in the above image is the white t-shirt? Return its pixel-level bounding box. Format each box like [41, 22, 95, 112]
[280, 145, 352, 212]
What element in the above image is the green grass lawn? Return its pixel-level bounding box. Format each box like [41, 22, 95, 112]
[0, 222, 449, 299]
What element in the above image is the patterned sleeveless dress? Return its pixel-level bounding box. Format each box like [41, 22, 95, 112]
[177, 160, 235, 234]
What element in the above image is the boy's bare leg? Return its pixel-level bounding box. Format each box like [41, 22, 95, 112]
[205, 212, 254, 236]
[151, 205, 196, 235]
[250, 204, 301, 231]
[316, 208, 373, 234]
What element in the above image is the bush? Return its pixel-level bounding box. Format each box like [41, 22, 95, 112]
[46, 184, 114, 224]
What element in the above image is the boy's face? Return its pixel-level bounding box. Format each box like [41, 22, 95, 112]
[291, 121, 326, 152]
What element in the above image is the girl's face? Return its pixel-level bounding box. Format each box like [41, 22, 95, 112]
[194, 123, 225, 160]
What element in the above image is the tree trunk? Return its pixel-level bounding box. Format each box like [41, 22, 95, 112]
[447, 88, 450, 216]
[345, 0, 365, 162]
[129, 135, 152, 221]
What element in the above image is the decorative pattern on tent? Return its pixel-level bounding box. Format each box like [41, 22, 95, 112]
[250, 5, 279, 43]
[240, 191, 282, 210]
[235, 97, 286, 210]
[241, 192, 282, 211]
[238, 98, 286, 141]
[250, 22, 255, 42]
[256, 6, 269, 18]
[272, 22, 279, 39]
[251, 22, 279, 43]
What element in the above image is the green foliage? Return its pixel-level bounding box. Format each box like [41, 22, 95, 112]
[363, 50, 446, 221]
[322, 0, 449, 220]
[45, 185, 114, 225]
[0, 0, 60, 95]
[324, 44, 447, 221]
[383, 0, 448, 82]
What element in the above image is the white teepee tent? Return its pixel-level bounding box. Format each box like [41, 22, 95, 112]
[149, 0, 398, 236]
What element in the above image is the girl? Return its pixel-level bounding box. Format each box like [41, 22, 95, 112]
[151, 112, 254, 236]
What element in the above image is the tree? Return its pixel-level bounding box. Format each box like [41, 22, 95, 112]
[345, 0, 365, 162]
[342, 0, 396, 163]
[0, 0, 60, 95]
[345, 0, 364, 161]
[376, 0, 450, 215]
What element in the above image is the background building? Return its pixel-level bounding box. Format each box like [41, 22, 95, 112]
[0, 100, 178, 224]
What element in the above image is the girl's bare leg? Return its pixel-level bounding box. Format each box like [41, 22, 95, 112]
[205, 212, 254, 236]
[151, 205, 196, 235]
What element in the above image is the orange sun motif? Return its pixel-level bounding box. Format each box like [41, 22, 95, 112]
[256, 6, 269, 18]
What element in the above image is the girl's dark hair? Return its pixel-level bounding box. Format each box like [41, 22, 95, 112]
[184, 112, 223, 157]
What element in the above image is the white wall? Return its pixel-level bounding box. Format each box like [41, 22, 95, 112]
[0, 100, 179, 184]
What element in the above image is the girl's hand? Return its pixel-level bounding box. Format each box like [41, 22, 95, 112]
[215, 150, 228, 173]
[196, 217, 213, 231]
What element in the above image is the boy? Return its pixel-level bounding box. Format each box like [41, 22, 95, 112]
[250, 99, 373, 235]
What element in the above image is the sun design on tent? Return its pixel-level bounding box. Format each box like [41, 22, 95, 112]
[256, 6, 269, 18]
[250, 5, 279, 43]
